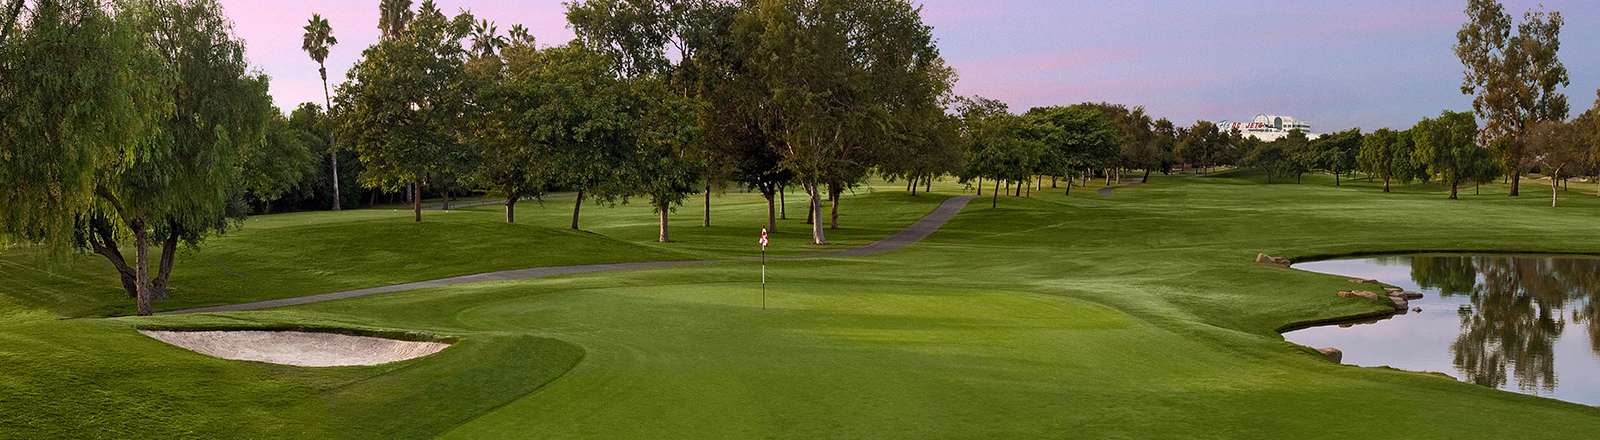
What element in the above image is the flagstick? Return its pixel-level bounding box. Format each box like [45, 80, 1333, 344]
[761, 245, 767, 309]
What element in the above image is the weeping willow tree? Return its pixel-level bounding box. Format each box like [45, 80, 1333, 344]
[2, 0, 272, 315]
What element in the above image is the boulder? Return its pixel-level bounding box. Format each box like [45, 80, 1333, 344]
[1348, 279, 1382, 285]
[1317, 347, 1343, 363]
[1351, 291, 1382, 301]
[1389, 296, 1409, 310]
[1337, 291, 1356, 298]
[1396, 291, 1424, 300]
[1256, 253, 1292, 267]
[1412, 307, 1422, 313]
[1383, 287, 1403, 294]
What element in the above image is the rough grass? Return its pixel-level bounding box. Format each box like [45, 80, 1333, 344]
[5, 174, 1600, 438]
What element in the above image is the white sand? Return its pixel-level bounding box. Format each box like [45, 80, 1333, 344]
[140, 330, 450, 367]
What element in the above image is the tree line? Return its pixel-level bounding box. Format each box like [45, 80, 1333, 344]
[1240, 0, 1600, 206]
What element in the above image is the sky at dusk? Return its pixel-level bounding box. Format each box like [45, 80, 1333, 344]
[221, 0, 1600, 133]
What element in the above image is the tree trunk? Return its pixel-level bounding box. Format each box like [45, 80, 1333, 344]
[1051, 176, 1058, 188]
[1552, 166, 1562, 207]
[976, 176, 983, 195]
[910, 177, 918, 196]
[506, 196, 517, 223]
[779, 183, 787, 220]
[323, 68, 342, 212]
[1335, 166, 1341, 186]
[1064, 178, 1072, 195]
[571, 188, 584, 230]
[1082, 169, 1090, 187]
[1383, 176, 1390, 192]
[764, 189, 777, 232]
[87, 220, 138, 298]
[1449, 181, 1459, 200]
[441, 188, 451, 210]
[413, 181, 422, 222]
[133, 224, 152, 316]
[658, 203, 671, 242]
[925, 175, 932, 193]
[828, 182, 840, 230]
[369, 190, 377, 208]
[1142, 169, 1151, 182]
[1510, 169, 1521, 196]
[992, 179, 1000, 208]
[151, 227, 177, 300]
[703, 183, 711, 227]
[807, 183, 826, 245]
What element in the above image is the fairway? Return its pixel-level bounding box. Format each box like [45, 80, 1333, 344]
[6, 175, 1600, 438]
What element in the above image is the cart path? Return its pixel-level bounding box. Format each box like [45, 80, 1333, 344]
[1097, 178, 1146, 197]
[162, 196, 977, 315]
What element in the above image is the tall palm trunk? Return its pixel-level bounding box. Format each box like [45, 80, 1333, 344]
[321, 65, 341, 211]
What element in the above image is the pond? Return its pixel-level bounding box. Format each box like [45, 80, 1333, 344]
[1284, 255, 1600, 406]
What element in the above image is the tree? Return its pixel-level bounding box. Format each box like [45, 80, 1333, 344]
[1455, 0, 1569, 197]
[469, 19, 506, 57]
[466, 29, 551, 223]
[1241, 139, 1291, 183]
[379, 0, 413, 41]
[1176, 121, 1228, 175]
[1, 0, 164, 255]
[568, 0, 745, 228]
[1414, 110, 1496, 200]
[1359, 128, 1400, 191]
[1313, 128, 1362, 185]
[1025, 105, 1117, 194]
[740, 0, 951, 244]
[302, 13, 342, 210]
[243, 113, 318, 214]
[1279, 129, 1315, 183]
[567, 0, 711, 240]
[38, 0, 271, 315]
[959, 97, 1040, 208]
[337, 0, 474, 222]
[1526, 120, 1588, 207]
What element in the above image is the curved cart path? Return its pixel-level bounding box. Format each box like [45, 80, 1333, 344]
[1096, 178, 1145, 197]
[163, 196, 977, 315]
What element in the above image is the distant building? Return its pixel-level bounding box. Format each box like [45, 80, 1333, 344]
[1218, 114, 1314, 142]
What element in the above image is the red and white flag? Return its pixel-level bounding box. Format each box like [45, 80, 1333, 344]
[759, 228, 768, 247]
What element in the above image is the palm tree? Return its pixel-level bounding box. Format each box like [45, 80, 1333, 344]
[302, 13, 342, 210]
[471, 19, 506, 57]
[379, 0, 413, 41]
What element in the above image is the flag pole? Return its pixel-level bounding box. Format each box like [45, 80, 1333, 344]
[761, 245, 766, 309]
[760, 227, 768, 309]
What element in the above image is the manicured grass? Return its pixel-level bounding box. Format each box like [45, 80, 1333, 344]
[5, 173, 1600, 438]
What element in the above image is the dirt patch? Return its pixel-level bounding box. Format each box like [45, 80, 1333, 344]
[140, 330, 450, 367]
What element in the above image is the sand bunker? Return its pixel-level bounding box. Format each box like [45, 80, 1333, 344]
[140, 330, 450, 367]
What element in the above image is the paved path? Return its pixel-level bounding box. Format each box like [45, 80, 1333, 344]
[1097, 178, 1146, 197]
[164, 196, 976, 315]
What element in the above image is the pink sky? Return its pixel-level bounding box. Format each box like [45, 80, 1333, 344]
[223, 0, 1600, 132]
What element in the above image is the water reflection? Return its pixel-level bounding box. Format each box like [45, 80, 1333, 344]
[1356, 255, 1600, 395]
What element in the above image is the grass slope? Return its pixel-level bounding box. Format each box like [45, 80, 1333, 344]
[5, 173, 1600, 438]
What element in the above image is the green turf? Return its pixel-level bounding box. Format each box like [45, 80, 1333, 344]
[5, 174, 1600, 438]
